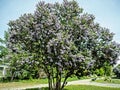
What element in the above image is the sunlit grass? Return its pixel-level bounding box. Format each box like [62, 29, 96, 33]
[0, 78, 47, 89]
[0, 76, 80, 89]
[96, 78, 120, 84]
[64, 85, 120, 90]
[26, 85, 120, 90]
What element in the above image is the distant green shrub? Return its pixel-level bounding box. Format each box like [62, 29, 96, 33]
[113, 64, 120, 78]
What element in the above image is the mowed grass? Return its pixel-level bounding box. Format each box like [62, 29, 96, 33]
[64, 85, 120, 90]
[0, 77, 79, 89]
[0, 78, 48, 89]
[96, 79, 120, 84]
[27, 85, 120, 90]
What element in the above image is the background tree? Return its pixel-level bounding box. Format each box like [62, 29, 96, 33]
[7, 0, 120, 90]
[113, 64, 120, 78]
[0, 31, 9, 65]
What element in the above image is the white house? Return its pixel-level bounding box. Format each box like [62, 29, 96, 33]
[0, 65, 9, 77]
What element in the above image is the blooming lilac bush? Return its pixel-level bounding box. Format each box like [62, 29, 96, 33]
[7, 0, 120, 90]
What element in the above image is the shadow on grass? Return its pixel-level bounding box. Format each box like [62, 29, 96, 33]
[112, 77, 120, 79]
[25, 87, 68, 90]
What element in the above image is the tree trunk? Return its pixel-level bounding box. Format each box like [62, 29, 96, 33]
[11, 72, 15, 81]
[55, 76, 61, 90]
[55, 68, 61, 90]
[61, 76, 68, 90]
[48, 75, 53, 90]
[44, 66, 53, 90]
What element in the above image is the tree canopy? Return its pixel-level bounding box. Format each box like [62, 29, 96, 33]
[7, 0, 120, 90]
[0, 31, 9, 65]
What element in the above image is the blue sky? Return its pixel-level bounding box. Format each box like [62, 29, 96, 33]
[0, 0, 120, 43]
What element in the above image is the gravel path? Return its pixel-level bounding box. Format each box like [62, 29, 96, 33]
[1, 79, 120, 90]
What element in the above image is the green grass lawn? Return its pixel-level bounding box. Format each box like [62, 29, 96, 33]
[0, 78, 48, 89]
[0, 77, 120, 90]
[0, 78, 47, 89]
[64, 85, 120, 90]
[0, 76, 80, 89]
[96, 78, 120, 84]
[26, 85, 120, 90]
